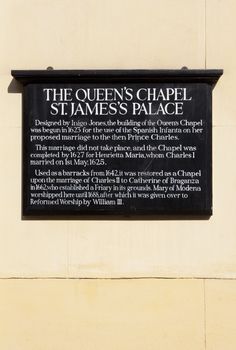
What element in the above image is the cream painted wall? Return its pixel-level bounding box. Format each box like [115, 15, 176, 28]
[1, 278, 236, 350]
[0, 279, 206, 350]
[0, 0, 235, 278]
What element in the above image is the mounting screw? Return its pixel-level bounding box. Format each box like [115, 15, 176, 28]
[46, 66, 54, 70]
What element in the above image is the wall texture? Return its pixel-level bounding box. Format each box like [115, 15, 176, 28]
[0, 0, 236, 349]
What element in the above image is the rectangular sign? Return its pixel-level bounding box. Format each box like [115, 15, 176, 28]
[21, 79, 213, 216]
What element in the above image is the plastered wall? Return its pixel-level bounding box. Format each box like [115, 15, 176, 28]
[1, 0, 236, 349]
[0, 0, 235, 279]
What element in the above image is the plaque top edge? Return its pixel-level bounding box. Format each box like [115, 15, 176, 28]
[11, 69, 223, 86]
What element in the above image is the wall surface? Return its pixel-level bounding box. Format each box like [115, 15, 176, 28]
[0, 0, 235, 279]
[0, 0, 236, 349]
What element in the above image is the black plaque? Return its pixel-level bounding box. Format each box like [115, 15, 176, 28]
[12, 70, 222, 216]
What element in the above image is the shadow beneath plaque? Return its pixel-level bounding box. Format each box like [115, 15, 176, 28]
[8, 78, 23, 94]
[22, 214, 212, 221]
